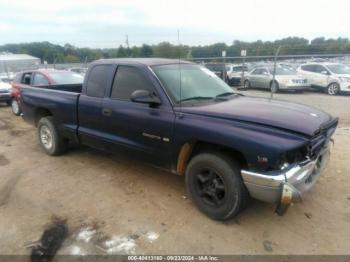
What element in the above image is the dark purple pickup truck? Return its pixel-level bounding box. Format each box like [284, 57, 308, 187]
[20, 58, 338, 220]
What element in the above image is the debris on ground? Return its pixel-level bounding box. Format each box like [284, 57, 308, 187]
[304, 212, 312, 219]
[28, 216, 68, 262]
[262, 240, 273, 252]
[146, 232, 159, 243]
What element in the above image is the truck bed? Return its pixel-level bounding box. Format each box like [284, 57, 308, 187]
[35, 83, 82, 93]
[21, 86, 81, 142]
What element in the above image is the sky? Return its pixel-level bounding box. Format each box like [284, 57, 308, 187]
[0, 0, 349, 48]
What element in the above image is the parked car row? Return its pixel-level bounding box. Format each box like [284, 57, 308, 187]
[203, 61, 350, 95]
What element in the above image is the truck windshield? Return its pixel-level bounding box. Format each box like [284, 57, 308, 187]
[49, 72, 84, 85]
[152, 64, 233, 104]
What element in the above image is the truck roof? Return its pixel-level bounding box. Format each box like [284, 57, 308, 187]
[93, 58, 193, 66]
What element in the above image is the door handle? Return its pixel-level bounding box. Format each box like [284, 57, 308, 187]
[102, 108, 112, 116]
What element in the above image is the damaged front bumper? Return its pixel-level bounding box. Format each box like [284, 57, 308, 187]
[241, 145, 330, 212]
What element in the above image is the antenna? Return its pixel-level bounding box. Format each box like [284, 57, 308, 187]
[177, 29, 182, 112]
[270, 45, 282, 100]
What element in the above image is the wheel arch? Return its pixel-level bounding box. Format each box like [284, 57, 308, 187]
[34, 108, 53, 127]
[176, 140, 248, 176]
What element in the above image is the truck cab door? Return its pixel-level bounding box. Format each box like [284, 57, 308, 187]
[101, 65, 175, 169]
[78, 64, 114, 150]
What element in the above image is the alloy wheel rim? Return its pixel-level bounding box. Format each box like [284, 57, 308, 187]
[328, 84, 338, 95]
[40, 125, 53, 149]
[195, 168, 226, 207]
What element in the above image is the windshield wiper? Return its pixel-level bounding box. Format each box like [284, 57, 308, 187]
[178, 96, 214, 103]
[215, 92, 235, 98]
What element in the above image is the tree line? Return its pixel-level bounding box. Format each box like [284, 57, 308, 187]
[1, 37, 350, 64]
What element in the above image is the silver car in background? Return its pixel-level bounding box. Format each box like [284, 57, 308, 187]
[243, 66, 309, 92]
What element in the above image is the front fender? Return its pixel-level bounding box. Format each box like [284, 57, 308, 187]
[173, 113, 309, 172]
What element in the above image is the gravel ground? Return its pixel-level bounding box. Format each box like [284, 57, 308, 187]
[0, 90, 349, 255]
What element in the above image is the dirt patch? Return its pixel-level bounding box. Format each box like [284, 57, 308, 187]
[263, 240, 274, 252]
[0, 174, 21, 206]
[0, 154, 10, 166]
[9, 129, 26, 137]
[0, 118, 26, 137]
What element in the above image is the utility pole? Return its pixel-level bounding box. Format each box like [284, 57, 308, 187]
[270, 45, 282, 100]
[240, 49, 247, 87]
[222, 50, 226, 81]
[125, 34, 130, 57]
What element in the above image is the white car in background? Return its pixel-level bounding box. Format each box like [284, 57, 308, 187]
[226, 64, 250, 86]
[297, 63, 350, 95]
[0, 79, 11, 105]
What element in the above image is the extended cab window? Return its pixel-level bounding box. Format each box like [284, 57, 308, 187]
[86, 65, 110, 97]
[33, 73, 49, 86]
[21, 72, 33, 85]
[111, 66, 155, 100]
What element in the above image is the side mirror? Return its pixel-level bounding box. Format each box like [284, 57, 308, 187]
[320, 70, 329, 75]
[130, 90, 160, 105]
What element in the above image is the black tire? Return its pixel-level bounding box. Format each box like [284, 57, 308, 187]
[270, 80, 279, 93]
[185, 151, 249, 221]
[37, 116, 68, 156]
[11, 99, 21, 116]
[243, 80, 250, 90]
[6, 100, 11, 106]
[326, 82, 340, 96]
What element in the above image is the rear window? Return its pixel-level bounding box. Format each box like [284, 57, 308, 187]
[49, 72, 83, 85]
[86, 65, 111, 98]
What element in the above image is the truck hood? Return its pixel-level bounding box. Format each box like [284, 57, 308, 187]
[181, 96, 333, 136]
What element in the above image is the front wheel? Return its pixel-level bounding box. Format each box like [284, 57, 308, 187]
[326, 83, 340, 95]
[185, 152, 249, 221]
[11, 99, 21, 116]
[38, 116, 68, 156]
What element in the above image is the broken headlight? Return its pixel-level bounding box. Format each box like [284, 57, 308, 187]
[277, 146, 308, 170]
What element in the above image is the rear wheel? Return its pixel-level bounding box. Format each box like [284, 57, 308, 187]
[11, 99, 21, 116]
[326, 83, 339, 95]
[185, 152, 249, 220]
[38, 116, 68, 156]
